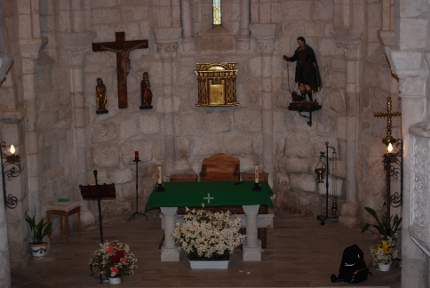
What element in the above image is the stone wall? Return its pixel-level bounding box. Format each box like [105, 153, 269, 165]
[3, 0, 396, 221]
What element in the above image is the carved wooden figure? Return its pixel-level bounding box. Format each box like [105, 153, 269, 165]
[92, 32, 148, 109]
[140, 72, 153, 109]
[95, 78, 108, 114]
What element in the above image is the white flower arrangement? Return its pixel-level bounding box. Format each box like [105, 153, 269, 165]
[173, 209, 244, 260]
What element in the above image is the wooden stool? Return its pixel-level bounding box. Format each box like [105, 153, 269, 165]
[46, 201, 81, 239]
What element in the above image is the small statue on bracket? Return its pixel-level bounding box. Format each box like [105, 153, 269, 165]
[96, 78, 108, 114]
[140, 72, 153, 109]
[283, 36, 322, 102]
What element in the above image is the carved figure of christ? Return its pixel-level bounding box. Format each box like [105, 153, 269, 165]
[92, 32, 148, 108]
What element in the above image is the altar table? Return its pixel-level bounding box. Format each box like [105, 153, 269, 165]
[145, 181, 274, 262]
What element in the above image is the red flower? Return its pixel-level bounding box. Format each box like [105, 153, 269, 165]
[110, 266, 119, 276]
[120, 258, 129, 265]
[112, 250, 125, 263]
[105, 246, 114, 254]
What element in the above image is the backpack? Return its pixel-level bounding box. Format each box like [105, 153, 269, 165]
[331, 244, 369, 284]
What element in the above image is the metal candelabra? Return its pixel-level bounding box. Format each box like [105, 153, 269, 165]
[316, 142, 337, 225]
[0, 141, 21, 209]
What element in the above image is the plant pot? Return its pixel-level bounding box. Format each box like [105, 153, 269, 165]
[30, 242, 48, 257]
[108, 277, 121, 285]
[377, 262, 391, 272]
[189, 259, 229, 270]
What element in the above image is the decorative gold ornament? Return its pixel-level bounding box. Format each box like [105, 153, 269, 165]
[195, 63, 238, 107]
[374, 96, 401, 145]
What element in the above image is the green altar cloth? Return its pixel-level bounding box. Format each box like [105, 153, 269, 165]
[145, 181, 273, 211]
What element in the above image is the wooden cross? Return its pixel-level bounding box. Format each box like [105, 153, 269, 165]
[374, 96, 401, 144]
[92, 32, 148, 109]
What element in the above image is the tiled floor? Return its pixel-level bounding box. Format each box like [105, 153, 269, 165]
[11, 211, 400, 287]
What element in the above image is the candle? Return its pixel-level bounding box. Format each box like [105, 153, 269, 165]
[134, 151, 139, 161]
[255, 165, 259, 184]
[157, 166, 162, 184]
[9, 144, 16, 155]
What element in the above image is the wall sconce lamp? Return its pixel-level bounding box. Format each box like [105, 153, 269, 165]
[0, 141, 22, 209]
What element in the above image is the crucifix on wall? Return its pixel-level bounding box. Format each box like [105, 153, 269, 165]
[92, 32, 148, 109]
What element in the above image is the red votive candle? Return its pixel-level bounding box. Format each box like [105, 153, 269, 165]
[134, 151, 139, 161]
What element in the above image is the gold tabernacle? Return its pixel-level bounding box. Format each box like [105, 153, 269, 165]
[195, 63, 238, 106]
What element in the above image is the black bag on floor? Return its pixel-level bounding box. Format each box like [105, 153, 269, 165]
[331, 244, 369, 284]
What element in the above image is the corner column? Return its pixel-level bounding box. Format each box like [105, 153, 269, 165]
[251, 24, 276, 186]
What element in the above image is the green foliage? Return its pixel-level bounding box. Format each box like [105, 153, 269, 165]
[361, 207, 401, 240]
[25, 214, 52, 244]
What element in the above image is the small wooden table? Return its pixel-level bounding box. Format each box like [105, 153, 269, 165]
[46, 201, 81, 239]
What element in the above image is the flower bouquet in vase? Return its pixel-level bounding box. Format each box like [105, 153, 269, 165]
[371, 239, 395, 272]
[173, 209, 244, 270]
[89, 240, 137, 284]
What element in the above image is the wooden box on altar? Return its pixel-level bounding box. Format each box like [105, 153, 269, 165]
[241, 171, 269, 182]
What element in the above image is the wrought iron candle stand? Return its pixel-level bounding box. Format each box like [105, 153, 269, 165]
[0, 141, 21, 209]
[383, 140, 403, 217]
[316, 142, 338, 225]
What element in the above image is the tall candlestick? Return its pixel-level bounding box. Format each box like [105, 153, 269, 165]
[255, 165, 259, 183]
[157, 166, 162, 184]
[134, 151, 139, 161]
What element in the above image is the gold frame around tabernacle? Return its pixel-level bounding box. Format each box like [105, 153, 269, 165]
[195, 63, 238, 107]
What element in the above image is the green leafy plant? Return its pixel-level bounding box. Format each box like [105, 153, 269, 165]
[361, 207, 401, 240]
[25, 214, 52, 244]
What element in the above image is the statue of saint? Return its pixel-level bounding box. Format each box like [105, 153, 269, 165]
[283, 36, 322, 101]
[96, 78, 108, 114]
[140, 72, 153, 109]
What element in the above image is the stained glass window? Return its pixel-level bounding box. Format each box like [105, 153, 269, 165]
[213, 0, 222, 26]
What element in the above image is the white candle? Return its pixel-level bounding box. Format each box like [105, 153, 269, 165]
[157, 166, 162, 184]
[255, 165, 259, 183]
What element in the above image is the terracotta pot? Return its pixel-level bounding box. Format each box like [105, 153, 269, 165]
[30, 242, 48, 257]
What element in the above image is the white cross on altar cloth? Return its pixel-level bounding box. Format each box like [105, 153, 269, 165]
[203, 193, 214, 204]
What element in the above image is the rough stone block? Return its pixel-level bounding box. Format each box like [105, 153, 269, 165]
[175, 113, 206, 135]
[285, 133, 314, 157]
[190, 134, 222, 156]
[119, 117, 140, 139]
[92, 8, 121, 25]
[279, 157, 310, 173]
[109, 168, 133, 184]
[222, 134, 253, 155]
[139, 114, 161, 134]
[400, 19, 428, 50]
[319, 38, 343, 57]
[289, 173, 316, 193]
[234, 109, 262, 132]
[400, 76, 427, 97]
[313, 0, 333, 21]
[93, 145, 119, 168]
[92, 122, 119, 143]
[282, 1, 312, 20]
[206, 112, 233, 133]
[91, 0, 118, 8]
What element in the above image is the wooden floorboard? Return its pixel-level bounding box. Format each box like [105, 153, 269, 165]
[11, 211, 400, 287]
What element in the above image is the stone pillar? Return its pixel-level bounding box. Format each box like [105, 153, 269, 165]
[242, 205, 261, 261]
[56, 2, 94, 226]
[389, 49, 429, 288]
[339, 40, 362, 227]
[181, 0, 193, 39]
[0, 146, 11, 288]
[251, 24, 276, 186]
[160, 207, 179, 262]
[238, 0, 250, 49]
[155, 28, 181, 176]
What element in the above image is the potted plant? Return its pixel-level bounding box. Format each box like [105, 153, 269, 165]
[361, 207, 401, 240]
[362, 207, 401, 270]
[173, 209, 244, 270]
[25, 214, 52, 257]
[89, 240, 138, 285]
[370, 239, 394, 271]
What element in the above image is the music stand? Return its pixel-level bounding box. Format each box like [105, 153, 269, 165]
[80, 170, 115, 243]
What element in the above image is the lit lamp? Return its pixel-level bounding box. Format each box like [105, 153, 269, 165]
[314, 152, 326, 184]
[0, 141, 22, 209]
